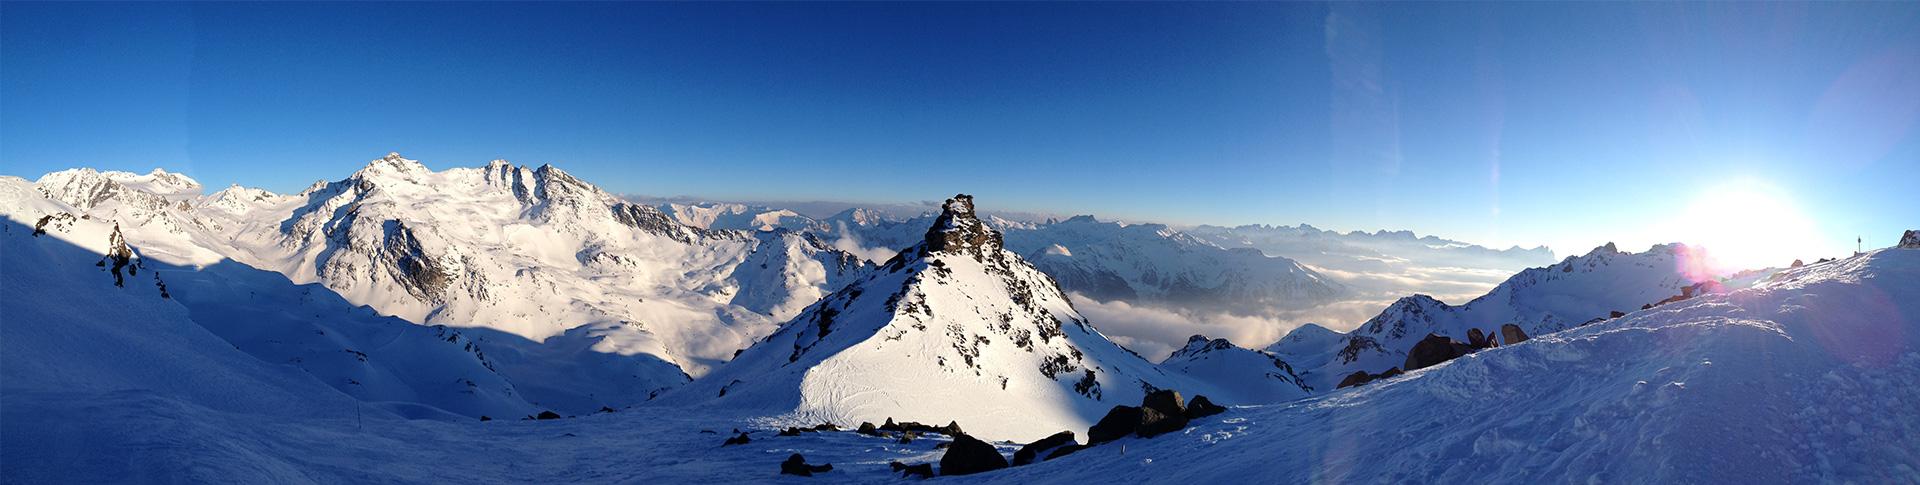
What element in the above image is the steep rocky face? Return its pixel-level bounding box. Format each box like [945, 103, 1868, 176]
[663, 194, 1198, 442]
[1900, 230, 1919, 249]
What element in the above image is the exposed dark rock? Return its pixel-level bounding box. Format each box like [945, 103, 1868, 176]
[1404, 333, 1474, 371]
[599, 406, 617, 413]
[1184, 395, 1227, 419]
[780, 454, 833, 476]
[1336, 368, 1405, 389]
[939, 433, 1009, 476]
[1044, 444, 1087, 460]
[1901, 230, 1920, 249]
[1609, 310, 1626, 319]
[1087, 405, 1144, 444]
[1467, 328, 1490, 348]
[535, 410, 562, 420]
[1500, 324, 1530, 345]
[1135, 406, 1188, 438]
[1141, 389, 1186, 418]
[479, 415, 491, 422]
[890, 461, 935, 479]
[857, 422, 882, 436]
[722, 432, 751, 446]
[1013, 431, 1076, 466]
[880, 417, 899, 431]
[812, 423, 839, 432]
[1337, 370, 1375, 389]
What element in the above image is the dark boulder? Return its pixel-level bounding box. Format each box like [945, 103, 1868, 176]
[1379, 367, 1404, 378]
[1336, 370, 1376, 389]
[1135, 406, 1188, 438]
[598, 406, 617, 413]
[890, 461, 935, 479]
[1404, 334, 1473, 371]
[1609, 310, 1626, 319]
[1500, 324, 1530, 345]
[857, 422, 882, 436]
[1466, 328, 1490, 348]
[812, 423, 839, 432]
[1087, 405, 1144, 444]
[780, 454, 832, 476]
[479, 415, 492, 422]
[1184, 395, 1227, 419]
[880, 417, 900, 431]
[1141, 389, 1186, 418]
[939, 433, 1009, 476]
[535, 410, 562, 420]
[1043, 444, 1088, 461]
[722, 432, 751, 446]
[1012, 431, 1076, 466]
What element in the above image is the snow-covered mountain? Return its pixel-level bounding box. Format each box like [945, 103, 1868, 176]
[9, 154, 876, 415]
[659, 195, 1205, 442]
[986, 244, 1920, 484]
[4, 175, 545, 419]
[1188, 223, 1556, 273]
[1269, 242, 1768, 390]
[1005, 215, 1345, 312]
[1158, 335, 1313, 403]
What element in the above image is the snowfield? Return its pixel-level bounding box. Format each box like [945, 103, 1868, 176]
[4, 157, 1916, 483]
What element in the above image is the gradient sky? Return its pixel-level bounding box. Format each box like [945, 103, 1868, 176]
[4, 2, 1917, 263]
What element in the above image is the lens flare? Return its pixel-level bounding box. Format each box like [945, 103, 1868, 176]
[1659, 180, 1825, 274]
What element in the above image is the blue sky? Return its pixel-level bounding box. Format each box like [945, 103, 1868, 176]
[4, 2, 1916, 263]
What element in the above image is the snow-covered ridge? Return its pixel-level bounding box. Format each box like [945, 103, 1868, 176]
[660, 194, 1218, 442]
[8, 153, 876, 415]
[1271, 241, 1772, 390]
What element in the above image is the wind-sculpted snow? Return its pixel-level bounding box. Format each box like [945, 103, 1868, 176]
[658, 195, 1214, 442]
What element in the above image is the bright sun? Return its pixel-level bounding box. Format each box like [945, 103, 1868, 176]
[1664, 180, 1827, 273]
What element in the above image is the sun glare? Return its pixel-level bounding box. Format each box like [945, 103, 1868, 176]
[1666, 180, 1826, 274]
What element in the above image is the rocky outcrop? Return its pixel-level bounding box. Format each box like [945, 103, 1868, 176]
[1184, 395, 1227, 419]
[780, 454, 833, 476]
[1901, 230, 1920, 249]
[1404, 334, 1474, 371]
[722, 432, 751, 446]
[1087, 405, 1144, 444]
[939, 433, 1009, 476]
[922, 194, 1002, 256]
[1012, 431, 1076, 466]
[890, 461, 934, 479]
[1500, 324, 1530, 345]
[1335, 367, 1405, 389]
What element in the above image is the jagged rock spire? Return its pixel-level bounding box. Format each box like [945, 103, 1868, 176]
[923, 194, 1002, 254]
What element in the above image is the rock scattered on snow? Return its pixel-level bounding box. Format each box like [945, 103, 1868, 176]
[939, 433, 1009, 476]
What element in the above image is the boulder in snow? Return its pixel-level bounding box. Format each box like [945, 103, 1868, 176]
[1404, 334, 1474, 371]
[939, 433, 1009, 476]
[1901, 230, 1920, 249]
[1500, 324, 1530, 345]
[1013, 431, 1077, 466]
[1088, 405, 1144, 444]
[1184, 395, 1227, 419]
[780, 454, 833, 476]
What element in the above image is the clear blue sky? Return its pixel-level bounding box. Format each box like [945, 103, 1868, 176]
[4, 2, 1916, 261]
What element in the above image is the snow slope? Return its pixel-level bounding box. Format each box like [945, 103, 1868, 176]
[658, 195, 1203, 442]
[1159, 335, 1314, 403]
[8, 226, 1912, 483]
[1273, 242, 1770, 391]
[979, 245, 1920, 484]
[15, 153, 871, 410]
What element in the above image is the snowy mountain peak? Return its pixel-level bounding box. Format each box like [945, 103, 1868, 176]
[922, 194, 1001, 255]
[354, 152, 429, 182]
